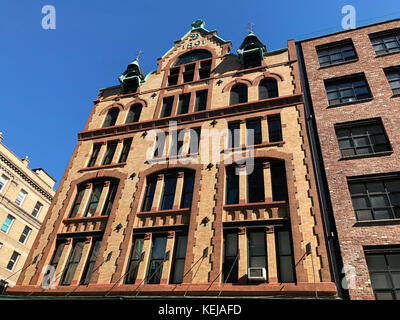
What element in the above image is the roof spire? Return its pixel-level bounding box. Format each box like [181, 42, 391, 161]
[248, 22, 255, 34]
[135, 49, 143, 62]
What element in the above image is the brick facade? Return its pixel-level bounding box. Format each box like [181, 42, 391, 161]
[298, 19, 400, 300]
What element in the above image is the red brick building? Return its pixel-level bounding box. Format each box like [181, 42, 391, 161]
[297, 18, 400, 300]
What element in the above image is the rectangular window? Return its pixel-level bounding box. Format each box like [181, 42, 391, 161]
[271, 162, 288, 201]
[246, 119, 262, 146]
[87, 144, 101, 167]
[84, 183, 104, 217]
[146, 236, 167, 284]
[316, 40, 357, 67]
[268, 115, 283, 142]
[68, 186, 86, 218]
[248, 230, 267, 271]
[325, 74, 371, 105]
[49, 241, 66, 272]
[15, 189, 28, 206]
[101, 181, 118, 216]
[160, 174, 177, 211]
[80, 239, 102, 285]
[125, 236, 144, 284]
[169, 130, 185, 157]
[180, 172, 195, 209]
[188, 128, 201, 154]
[335, 119, 391, 158]
[177, 93, 191, 115]
[370, 29, 400, 56]
[276, 229, 295, 283]
[102, 141, 118, 165]
[31, 201, 43, 218]
[168, 67, 179, 86]
[153, 133, 166, 158]
[183, 63, 195, 83]
[60, 240, 85, 286]
[6, 251, 20, 271]
[141, 176, 157, 212]
[0, 175, 9, 192]
[223, 231, 238, 283]
[247, 163, 265, 203]
[160, 97, 174, 118]
[118, 138, 132, 163]
[365, 248, 400, 300]
[19, 226, 32, 244]
[228, 122, 240, 149]
[348, 175, 400, 221]
[199, 59, 211, 79]
[170, 235, 188, 284]
[385, 67, 400, 95]
[1, 215, 14, 233]
[226, 166, 239, 205]
[194, 90, 207, 112]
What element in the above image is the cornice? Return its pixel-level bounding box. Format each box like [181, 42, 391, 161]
[0, 152, 54, 202]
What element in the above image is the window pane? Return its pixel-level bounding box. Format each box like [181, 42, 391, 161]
[248, 232, 266, 256]
[225, 233, 238, 257]
[374, 209, 391, 220]
[356, 209, 373, 221]
[370, 195, 389, 208]
[366, 254, 387, 270]
[352, 196, 369, 209]
[367, 181, 385, 193]
[375, 291, 394, 300]
[279, 256, 295, 283]
[370, 272, 392, 289]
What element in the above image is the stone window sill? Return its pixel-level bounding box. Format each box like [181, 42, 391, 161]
[79, 162, 126, 172]
[222, 141, 285, 153]
[147, 153, 199, 163]
[338, 151, 393, 161]
[318, 59, 358, 70]
[353, 218, 400, 227]
[327, 97, 373, 109]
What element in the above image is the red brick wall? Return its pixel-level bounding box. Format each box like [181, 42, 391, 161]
[300, 19, 400, 300]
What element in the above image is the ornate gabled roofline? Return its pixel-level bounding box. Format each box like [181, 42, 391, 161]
[158, 19, 231, 60]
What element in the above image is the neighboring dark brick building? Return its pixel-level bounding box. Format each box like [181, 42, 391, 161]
[297, 18, 400, 300]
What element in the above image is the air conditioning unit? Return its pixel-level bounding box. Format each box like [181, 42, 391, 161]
[247, 267, 267, 281]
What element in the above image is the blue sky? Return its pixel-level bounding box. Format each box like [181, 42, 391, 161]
[0, 1, 399, 188]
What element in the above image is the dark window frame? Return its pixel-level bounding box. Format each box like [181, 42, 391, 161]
[170, 234, 188, 284]
[348, 174, 400, 221]
[316, 39, 358, 67]
[124, 236, 145, 284]
[230, 84, 248, 105]
[384, 66, 400, 95]
[102, 108, 119, 128]
[118, 138, 132, 163]
[370, 29, 400, 56]
[125, 104, 142, 123]
[259, 78, 279, 99]
[365, 246, 400, 300]
[80, 238, 102, 285]
[268, 115, 283, 143]
[102, 141, 118, 165]
[324, 73, 372, 106]
[87, 144, 101, 168]
[335, 118, 392, 158]
[222, 230, 239, 283]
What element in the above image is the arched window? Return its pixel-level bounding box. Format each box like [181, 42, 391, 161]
[125, 104, 142, 123]
[173, 50, 212, 66]
[230, 84, 248, 105]
[68, 178, 119, 218]
[259, 79, 279, 100]
[141, 169, 195, 212]
[168, 50, 212, 86]
[102, 108, 119, 128]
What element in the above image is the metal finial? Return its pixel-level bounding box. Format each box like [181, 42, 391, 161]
[248, 22, 255, 33]
[135, 50, 143, 61]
